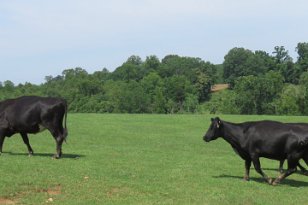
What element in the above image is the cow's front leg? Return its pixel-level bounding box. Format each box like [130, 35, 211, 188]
[20, 133, 34, 156]
[0, 135, 5, 154]
[252, 156, 273, 184]
[244, 159, 251, 181]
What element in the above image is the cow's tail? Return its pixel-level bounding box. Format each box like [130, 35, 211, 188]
[63, 99, 68, 143]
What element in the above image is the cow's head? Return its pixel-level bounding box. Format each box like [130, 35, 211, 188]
[203, 117, 223, 142]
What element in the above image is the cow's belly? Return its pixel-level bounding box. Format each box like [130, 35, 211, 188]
[13, 124, 46, 134]
[260, 153, 286, 161]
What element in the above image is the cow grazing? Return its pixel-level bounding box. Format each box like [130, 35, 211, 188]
[0, 96, 68, 159]
[203, 117, 308, 185]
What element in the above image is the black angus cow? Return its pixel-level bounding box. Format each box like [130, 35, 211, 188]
[278, 123, 308, 174]
[0, 96, 68, 158]
[203, 117, 308, 185]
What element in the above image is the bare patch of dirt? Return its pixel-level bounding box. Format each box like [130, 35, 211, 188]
[211, 84, 229, 92]
[46, 185, 61, 195]
[0, 185, 62, 204]
[39, 184, 62, 195]
[0, 198, 15, 205]
[107, 187, 130, 198]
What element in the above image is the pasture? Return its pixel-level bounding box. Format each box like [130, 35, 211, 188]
[0, 114, 307, 205]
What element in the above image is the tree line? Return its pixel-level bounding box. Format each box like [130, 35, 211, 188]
[207, 42, 308, 115]
[0, 55, 215, 113]
[1, 42, 308, 115]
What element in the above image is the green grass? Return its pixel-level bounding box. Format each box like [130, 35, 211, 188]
[0, 114, 307, 205]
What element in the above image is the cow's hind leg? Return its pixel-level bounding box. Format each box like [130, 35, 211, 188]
[297, 162, 307, 174]
[244, 159, 251, 181]
[279, 160, 284, 173]
[300, 155, 308, 175]
[272, 160, 297, 185]
[20, 133, 34, 156]
[252, 156, 272, 184]
[46, 127, 64, 159]
[51, 131, 63, 159]
[55, 137, 64, 159]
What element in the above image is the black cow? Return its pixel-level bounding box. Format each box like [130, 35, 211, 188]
[203, 117, 308, 185]
[279, 123, 308, 174]
[0, 96, 68, 158]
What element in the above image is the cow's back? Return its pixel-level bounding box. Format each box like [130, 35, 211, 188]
[243, 121, 300, 159]
[1, 96, 66, 134]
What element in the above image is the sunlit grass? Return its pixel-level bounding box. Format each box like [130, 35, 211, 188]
[0, 114, 307, 204]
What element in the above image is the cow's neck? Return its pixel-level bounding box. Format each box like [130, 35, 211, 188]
[221, 121, 248, 159]
[221, 121, 243, 142]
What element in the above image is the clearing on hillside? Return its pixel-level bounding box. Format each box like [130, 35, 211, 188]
[211, 84, 229, 92]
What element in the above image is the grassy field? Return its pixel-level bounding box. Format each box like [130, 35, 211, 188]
[0, 114, 308, 205]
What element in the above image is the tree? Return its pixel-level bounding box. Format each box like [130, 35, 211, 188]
[272, 46, 292, 63]
[272, 84, 301, 115]
[299, 72, 308, 114]
[223, 48, 277, 86]
[271, 46, 298, 83]
[164, 75, 197, 113]
[144, 55, 160, 73]
[152, 87, 167, 113]
[296, 42, 308, 72]
[194, 69, 211, 102]
[118, 81, 149, 113]
[234, 71, 284, 114]
[112, 56, 144, 82]
[140, 72, 166, 113]
[62, 67, 88, 80]
[3, 80, 14, 91]
[277, 61, 300, 84]
[92, 68, 110, 82]
[126, 55, 143, 65]
[159, 55, 215, 102]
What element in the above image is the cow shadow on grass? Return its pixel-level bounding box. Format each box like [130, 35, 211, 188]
[3, 152, 85, 159]
[262, 168, 308, 176]
[213, 174, 308, 187]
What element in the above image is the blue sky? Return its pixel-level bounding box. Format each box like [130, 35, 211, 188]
[1, 0, 308, 84]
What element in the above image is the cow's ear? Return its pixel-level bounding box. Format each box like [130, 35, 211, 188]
[211, 118, 214, 122]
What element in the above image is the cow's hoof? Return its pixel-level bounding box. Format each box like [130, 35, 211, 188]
[243, 177, 250, 181]
[267, 178, 273, 185]
[272, 181, 278, 186]
[52, 154, 60, 159]
[271, 179, 280, 186]
[28, 151, 34, 157]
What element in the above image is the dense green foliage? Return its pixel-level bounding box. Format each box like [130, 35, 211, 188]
[0, 114, 307, 204]
[209, 42, 308, 115]
[0, 55, 215, 114]
[1, 42, 308, 115]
